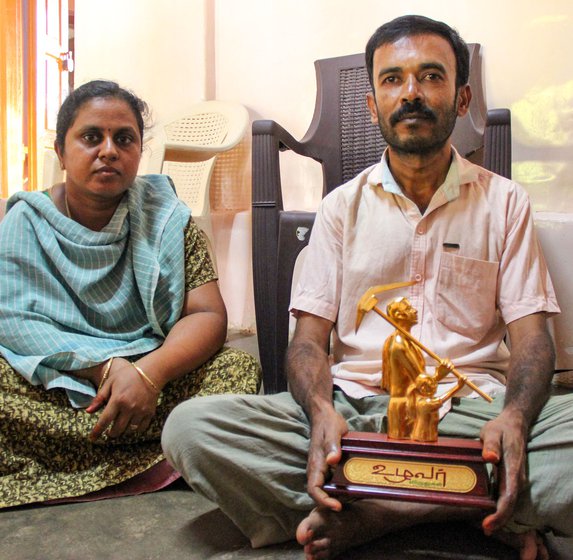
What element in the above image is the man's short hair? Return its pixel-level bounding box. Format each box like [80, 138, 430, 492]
[365, 15, 470, 90]
[387, 297, 412, 319]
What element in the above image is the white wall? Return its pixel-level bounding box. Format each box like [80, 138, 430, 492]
[74, 0, 573, 329]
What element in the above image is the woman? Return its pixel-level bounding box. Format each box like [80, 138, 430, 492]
[0, 80, 261, 508]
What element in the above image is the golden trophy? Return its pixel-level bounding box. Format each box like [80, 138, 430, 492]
[323, 283, 497, 509]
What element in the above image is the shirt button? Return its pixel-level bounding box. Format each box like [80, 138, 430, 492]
[414, 274, 422, 282]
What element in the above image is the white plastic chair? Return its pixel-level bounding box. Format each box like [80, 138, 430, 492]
[35, 131, 65, 191]
[42, 149, 64, 189]
[155, 101, 250, 265]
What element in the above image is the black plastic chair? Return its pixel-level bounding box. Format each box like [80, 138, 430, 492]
[252, 46, 511, 394]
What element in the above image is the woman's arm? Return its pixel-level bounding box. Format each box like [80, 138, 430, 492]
[87, 280, 227, 440]
[134, 279, 227, 389]
[70, 280, 226, 389]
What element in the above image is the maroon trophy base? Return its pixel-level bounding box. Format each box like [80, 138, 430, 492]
[323, 432, 497, 510]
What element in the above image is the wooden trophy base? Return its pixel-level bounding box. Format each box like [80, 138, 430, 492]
[323, 432, 497, 510]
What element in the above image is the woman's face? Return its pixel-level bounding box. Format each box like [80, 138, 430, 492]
[55, 96, 142, 199]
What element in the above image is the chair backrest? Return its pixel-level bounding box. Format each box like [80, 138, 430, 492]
[161, 101, 249, 215]
[163, 131, 223, 221]
[252, 47, 512, 393]
[158, 101, 249, 256]
[293, 45, 507, 200]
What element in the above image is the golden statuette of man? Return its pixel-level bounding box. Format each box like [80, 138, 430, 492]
[356, 284, 492, 443]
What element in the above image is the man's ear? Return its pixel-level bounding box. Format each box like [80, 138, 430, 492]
[456, 84, 472, 118]
[366, 92, 379, 125]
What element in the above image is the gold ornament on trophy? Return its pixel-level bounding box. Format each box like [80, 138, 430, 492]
[323, 282, 497, 509]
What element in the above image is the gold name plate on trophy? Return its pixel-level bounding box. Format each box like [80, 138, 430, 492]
[323, 283, 498, 510]
[324, 432, 496, 509]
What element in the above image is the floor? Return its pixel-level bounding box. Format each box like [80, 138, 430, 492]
[1, 332, 572, 560]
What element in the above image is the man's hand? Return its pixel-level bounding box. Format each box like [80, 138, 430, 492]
[306, 407, 348, 511]
[435, 358, 456, 383]
[285, 312, 342, 508]
[480, 407, 528, 535]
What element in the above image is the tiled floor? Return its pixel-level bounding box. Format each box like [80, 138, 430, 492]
[1, 333, 572, 559]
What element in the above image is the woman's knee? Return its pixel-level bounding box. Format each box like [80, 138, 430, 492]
[195, 347, 262, 396]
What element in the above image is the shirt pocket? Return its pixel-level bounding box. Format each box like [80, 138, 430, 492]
[435, 252, 499, 339]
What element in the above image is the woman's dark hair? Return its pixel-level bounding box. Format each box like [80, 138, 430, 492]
[55, 80, 149, 152]
[365, 15, 469, 90]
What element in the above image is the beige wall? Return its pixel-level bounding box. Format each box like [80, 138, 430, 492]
[75, 0, 208, 170]
[215, 0, 573, 212]
[76, 0, 573, 210]
[74, 0, 573, 328]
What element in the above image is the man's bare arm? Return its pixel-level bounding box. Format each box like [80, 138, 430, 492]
[504, 313, 554, 423]
[481, 312, 555, 534]
[286, 311, 347, 510]
[287, 312, 334, 416]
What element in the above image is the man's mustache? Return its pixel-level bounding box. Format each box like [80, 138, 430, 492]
[389, 101, 436, 126]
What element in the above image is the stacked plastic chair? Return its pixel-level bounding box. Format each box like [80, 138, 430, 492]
[157, 101, 249, 263]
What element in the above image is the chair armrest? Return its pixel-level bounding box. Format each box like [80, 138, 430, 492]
[252, 120, 323, 393]
[164, 130, 246, 162]
[253, 119, 300, 151]
[253, 119, 323, 159]
[163, 143, 226, 162]
[252, 119, 323, 211]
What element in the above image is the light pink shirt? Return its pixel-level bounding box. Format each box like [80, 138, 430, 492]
[290, 150, 559, 405]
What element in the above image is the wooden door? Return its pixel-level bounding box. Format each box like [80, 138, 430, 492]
[35, 0, 71, 190]
[0, 0, 25, 197]
[0, 0, 71, 196]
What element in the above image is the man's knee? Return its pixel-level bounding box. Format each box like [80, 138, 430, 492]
[162, 395, 229, 470]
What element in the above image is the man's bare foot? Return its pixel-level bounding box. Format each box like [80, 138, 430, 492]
[494, 529, 549, 560]
[296, 506, 360, 560]
[295, 499, 471, 560]
[295, 500, 551, 560]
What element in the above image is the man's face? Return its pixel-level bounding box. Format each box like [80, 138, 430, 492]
[392, 300, 418, 325]
[367, 33, 471, 157]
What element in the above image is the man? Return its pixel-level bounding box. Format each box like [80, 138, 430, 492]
[162, 15, 573, 560]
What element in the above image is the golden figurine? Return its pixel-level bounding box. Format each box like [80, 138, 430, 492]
[356, 284, 492, 443]
[323, 283, 496, 507]
[381, 297, 424, 439]
[407, 370, 464, 442]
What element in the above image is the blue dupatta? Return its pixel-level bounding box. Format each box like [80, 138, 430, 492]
[0, 174, 191, 407]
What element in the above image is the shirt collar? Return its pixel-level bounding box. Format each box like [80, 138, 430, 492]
[367, 147, 480, 202]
